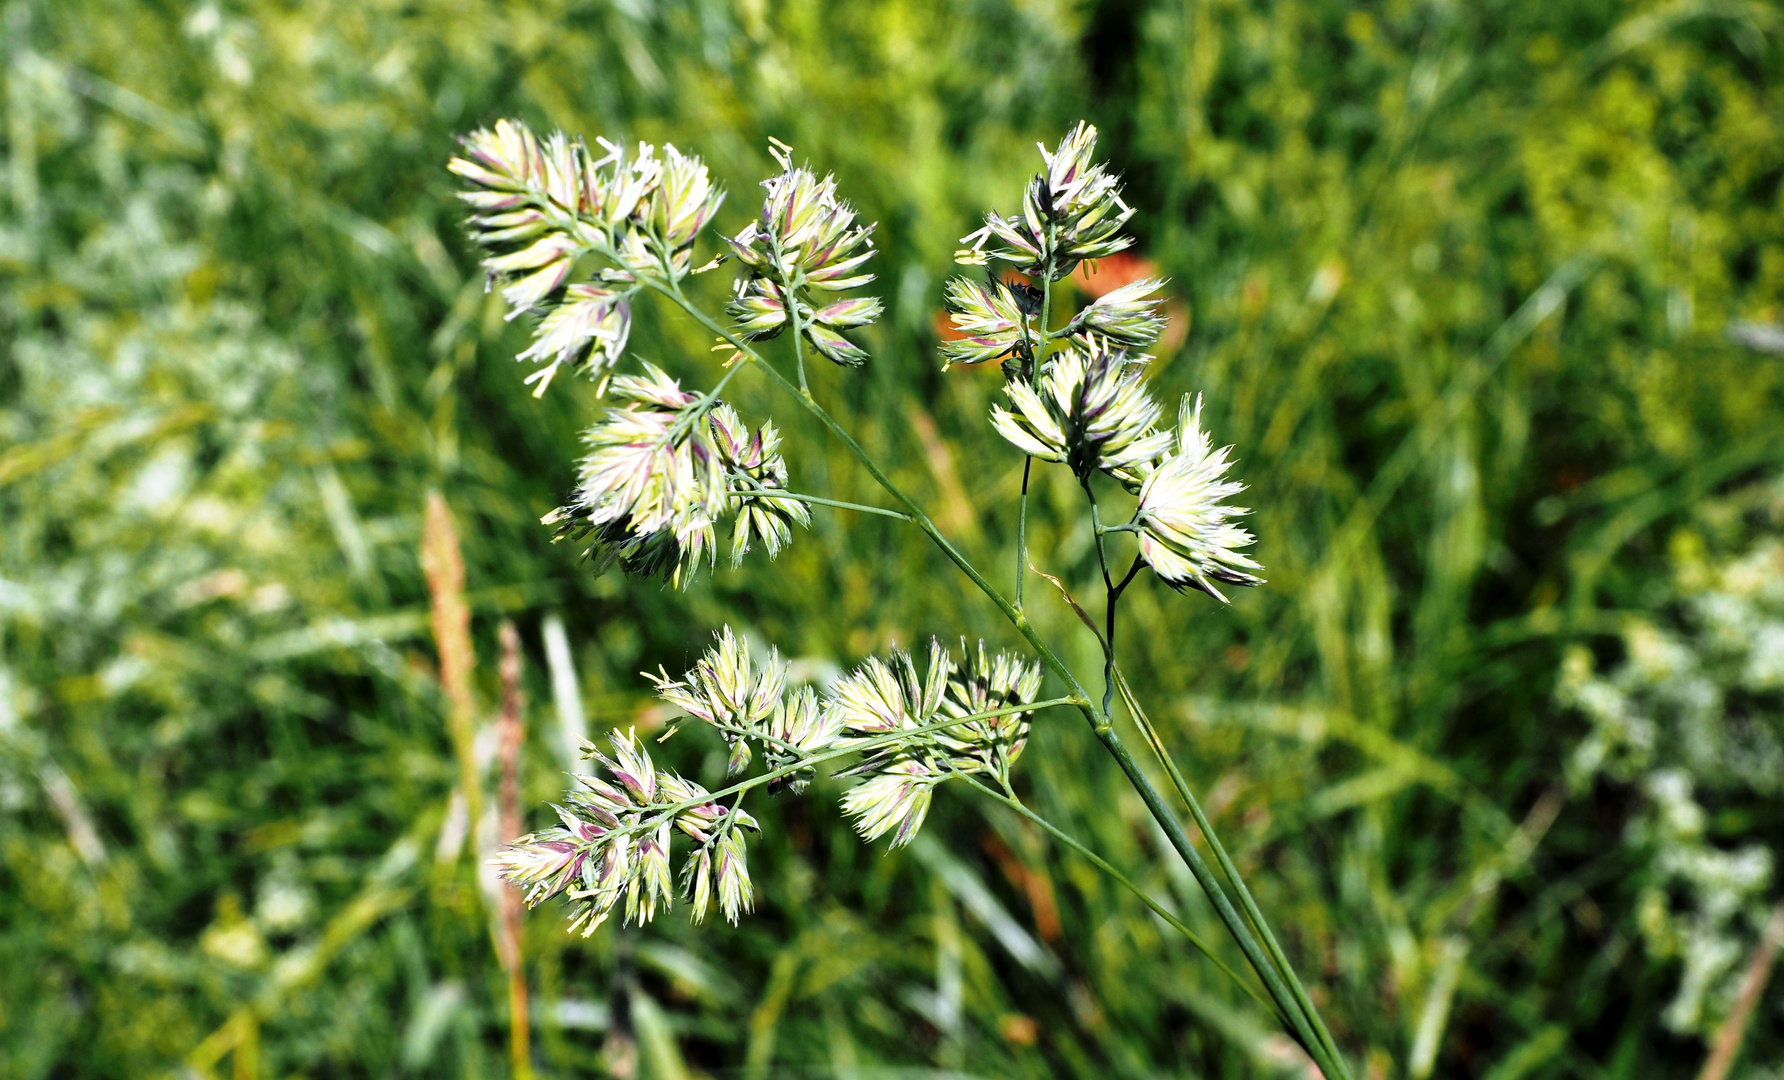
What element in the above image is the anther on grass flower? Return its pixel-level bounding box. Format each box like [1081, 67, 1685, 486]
[1069, 276, 1168, 348]
[956, 122, 1135, 280]
[726, 139, 881, 367]
[649, 625, 788, 777]
[1134, 395, 1265, 602]
[990, 335, 1172, 485]
[939, 275, 1037, 369]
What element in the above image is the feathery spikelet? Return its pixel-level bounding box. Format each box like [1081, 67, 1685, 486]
[939, 274, 1042, 370]
[545, 366, 807, 586]
[763, 685, 840, 794]
[1071, 277, 1168, 348]
[726, 139, 882, 367]
[709, 404, 810, 566]
[673, 792, 760, 925]
[648, 625, 787, 776]
[452, 119, 724, 396]
[839, 761, 940, 850]
[495, 730, 692, 934]
[989, 335, 1172, 486]
[515, 284, 633, 396]
[829, 638, 1044, 845]
[1134, 395, 1266, 602]
[956, 122, 1134, 281]
[935, 640, 1044, 784]
[545, 364, 725, 587]
[830, 639, 954, 846]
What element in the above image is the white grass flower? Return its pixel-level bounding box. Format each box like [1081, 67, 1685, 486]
[830, 638, 1042, 844]
[1134, 395, 1265, 602]
[829, 638, 955, 738]
[727, 139, 881, 367]
[956, 122, 1135, 280]
[648, 625, 787, 776]
[653, 144, 726, 255]
[839, 760, 940, 849]
[516, 284, 632, 397]
[763, 685, 840, 794]
[940, 275, 1038, 369]
[545, 364, 725, 587]
[989, 335, 1171, 485]
[830, 639, 954, 846]
[1071, 277, 1167, 348]
[496, 729, 709, 935]
[710, 404, 811, 566]
[726, 276, 788, 337]
[546, 366, 807, 586]
[936, 640, 1043, 784]
[453, 120, 726, 398]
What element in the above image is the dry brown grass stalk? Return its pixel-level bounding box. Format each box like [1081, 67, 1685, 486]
[422, 490, 483, 848]
[497, 620, 533, 1080]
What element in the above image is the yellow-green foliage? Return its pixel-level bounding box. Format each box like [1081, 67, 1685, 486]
[4, 1, 1784, 1077]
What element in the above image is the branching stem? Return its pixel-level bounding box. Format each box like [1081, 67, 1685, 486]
[742, 489, 911, 521]
[641, 275, 1351, 1080]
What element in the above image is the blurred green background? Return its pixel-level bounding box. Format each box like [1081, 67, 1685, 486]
[5, 0, 1784, 1077]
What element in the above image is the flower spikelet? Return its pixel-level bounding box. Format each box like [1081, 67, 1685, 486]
[1135, 395, 1265, 602]
[673, 790, 760, 926]
[839, 761, 940, 850]
[451, 123, 593, 311]
[1072, 277, 1167, 348]
[494, 729, 700, 935]
[956, 122, 1134, 281]
[710, 404, 810, 565]
[545, 364, 725, 587]
[452, 119, 724, 396]
[515, 284, 633, 396]
[547, 367, 805, 584]
[940, 275, 1040, 370]
[989, 336, 1171, 485]
[653, 144, 726, 256]
[764, 685, 840, 794]
[727, 139, 881, 367]
[936, 640, 1043, 784]
[831, 639, 956, 847]
[648, 625, 787, 776]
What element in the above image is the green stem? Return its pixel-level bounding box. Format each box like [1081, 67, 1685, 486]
[688, 719, 809, 760]
[951, 770, 1286, 1024]
[1113, 667, 1346, 1073]
[783, 271, 810, 396]
[1015, 456, 1032, 608]
[746, 490, 911, 521]
[666, 356, 747, 443]
[647, 278, 1348, 1080]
